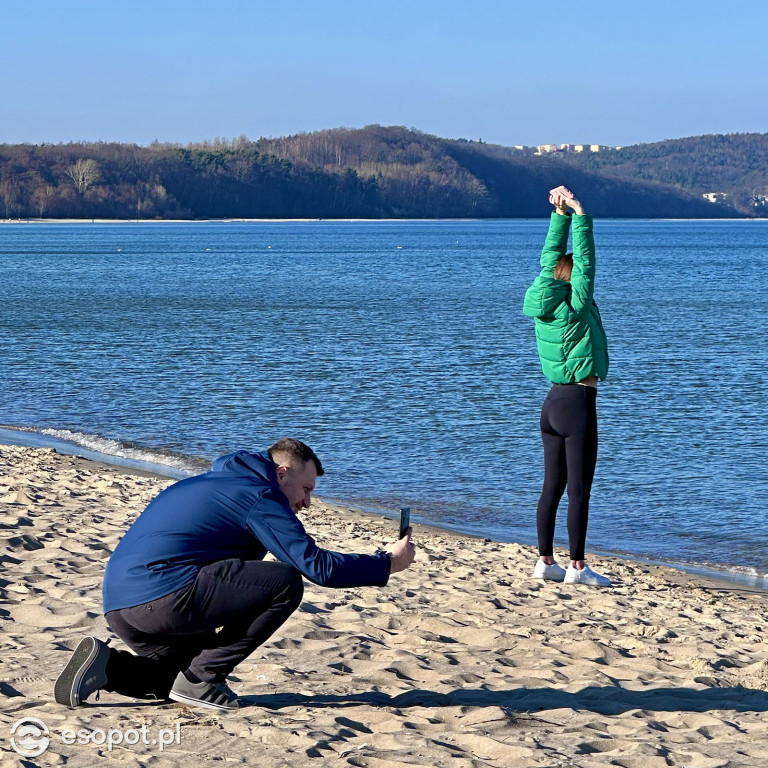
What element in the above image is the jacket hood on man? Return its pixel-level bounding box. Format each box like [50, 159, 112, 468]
[212, 450, 275, 482]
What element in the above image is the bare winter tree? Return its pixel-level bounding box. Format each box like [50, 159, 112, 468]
[31, 185, 57, 217]
[0, 180, 20, 218]
[66, 158, 101, 194]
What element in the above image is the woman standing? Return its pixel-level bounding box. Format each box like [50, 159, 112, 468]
[523, 186, 610, 586]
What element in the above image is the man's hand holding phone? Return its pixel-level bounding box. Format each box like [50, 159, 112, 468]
[389, 529, 415, 573]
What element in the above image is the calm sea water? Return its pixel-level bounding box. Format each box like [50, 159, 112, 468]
[1, 219, 766, 583]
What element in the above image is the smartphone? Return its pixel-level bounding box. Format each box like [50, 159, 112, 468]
[399, 507, 411, 539]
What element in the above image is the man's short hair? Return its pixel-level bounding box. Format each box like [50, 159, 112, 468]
[268, 437, 325, 476]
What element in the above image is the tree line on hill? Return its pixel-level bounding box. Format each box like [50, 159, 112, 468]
[0, 125, 762, 220]
[557, 132, 768, 215]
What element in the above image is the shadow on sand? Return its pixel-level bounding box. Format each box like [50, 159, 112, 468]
[239, 685, 768, 716]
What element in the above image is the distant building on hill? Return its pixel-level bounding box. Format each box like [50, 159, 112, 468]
[702, 192, 728, 203]
[535, 144, 559, 154]
[560, 144, 616, 153]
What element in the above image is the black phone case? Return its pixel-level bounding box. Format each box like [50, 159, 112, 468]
[399, 507, 410, 539]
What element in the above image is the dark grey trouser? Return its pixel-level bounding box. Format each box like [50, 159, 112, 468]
[104, 559, 303, 699]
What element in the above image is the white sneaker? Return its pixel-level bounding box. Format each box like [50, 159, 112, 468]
[532, 559, 566, 582]
[564, 564, 611, 587]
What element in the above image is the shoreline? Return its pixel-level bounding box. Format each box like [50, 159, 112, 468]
[1, 423, 766, 594]
[0, 439, 752, 597]
[3, 216, 766, 224]
[3, 441, 768, 765]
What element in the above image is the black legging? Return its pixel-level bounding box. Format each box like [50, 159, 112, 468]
[536, 383, 598, 562]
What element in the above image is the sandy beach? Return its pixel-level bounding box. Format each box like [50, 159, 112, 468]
[2, 443, 768, 767]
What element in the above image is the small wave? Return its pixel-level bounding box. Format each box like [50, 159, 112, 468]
[588, 542, 768, 589]
[671, 560, 768, 586]
[3, 426, 209, 478]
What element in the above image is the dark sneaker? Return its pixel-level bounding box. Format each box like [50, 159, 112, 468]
[168, 672, 240, 711]
[54, 636, 111, 707]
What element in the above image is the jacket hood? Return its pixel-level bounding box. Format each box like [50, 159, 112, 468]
[523, 278, 571, 318]
[211, 450, 275, 483]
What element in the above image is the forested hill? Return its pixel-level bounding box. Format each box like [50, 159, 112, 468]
[557, 132, 768, 215]
[0, 126, 761, 220]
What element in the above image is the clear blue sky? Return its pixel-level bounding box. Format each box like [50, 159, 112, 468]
[1, 0, 765, 148]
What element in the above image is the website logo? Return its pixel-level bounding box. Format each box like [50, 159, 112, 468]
[10, 717, 51, 757]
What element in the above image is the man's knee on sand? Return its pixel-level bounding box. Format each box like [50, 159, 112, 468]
[283, 566, 305, 612]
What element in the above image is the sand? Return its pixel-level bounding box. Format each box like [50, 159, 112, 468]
[2, 443, 768, 767]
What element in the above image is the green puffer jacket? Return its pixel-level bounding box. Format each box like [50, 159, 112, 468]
[523, 212, 609, 384]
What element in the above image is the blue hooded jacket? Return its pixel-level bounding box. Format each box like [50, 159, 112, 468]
[103, 450, 391, 613]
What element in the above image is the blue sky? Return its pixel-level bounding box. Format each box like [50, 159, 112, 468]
[1, 0, 765, 148]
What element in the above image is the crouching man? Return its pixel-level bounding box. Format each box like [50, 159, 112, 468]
[54, 437, 415, 711]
